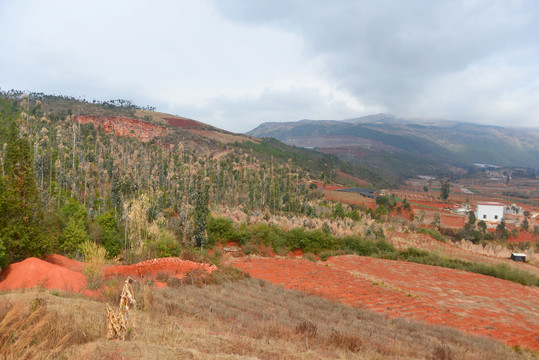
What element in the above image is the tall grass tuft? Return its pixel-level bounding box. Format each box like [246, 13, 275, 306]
[81, 241, 108, 289]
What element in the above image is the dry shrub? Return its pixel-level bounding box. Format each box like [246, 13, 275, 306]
[180, 248, 205, 263]
[102, 278, 123, 304]
[208, 264, 249, 284]
[432, 344, 454, 360]
[81, 241, 108, 289]
[295, 320, 317, 338]
[183, 268, 209, 286]
[154, 272, 182, 288]
[327, 330, 362, 352]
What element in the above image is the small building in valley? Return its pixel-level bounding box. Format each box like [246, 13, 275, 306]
[476, 202, 504, 223]
[510, 253, 526, 262]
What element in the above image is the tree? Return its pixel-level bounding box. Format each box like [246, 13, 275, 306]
[431, 212, 441, 229]
[521, 218, 529, 232]
[477, 220, 487, 233]
[440, 175, 450, 201]
[96, 211, 123, 258]
[467, 211, 476, 227]
[0, 98, 46, 265]
[60, 217, 89, 255]
[333, 202, 346, 219]
[193, 175, 210, 249]
[496, 219, 509, 239]
[59, 198, 89, 255]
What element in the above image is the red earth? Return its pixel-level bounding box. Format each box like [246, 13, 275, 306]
[0, 255, 216, 296]
[231, 255, 539, 351]
[75, 115, 166, 143]
[164, 117, 204, 128]
[103, 257, 216, 280]
[0, 257, 94, 296]
[509, 230, 538, 243]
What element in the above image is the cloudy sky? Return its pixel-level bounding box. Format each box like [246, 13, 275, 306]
[1, 0, 538, 132]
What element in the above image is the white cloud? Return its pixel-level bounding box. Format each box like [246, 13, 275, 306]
[1, 0, 538, 131]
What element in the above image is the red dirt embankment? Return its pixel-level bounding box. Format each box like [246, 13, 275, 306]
[75, 115, 166, 142]
[0, 257, 92, 296]
[0, 255, 216, 295]
[104, 257, 216, 280]
[231, 255, 539, 351]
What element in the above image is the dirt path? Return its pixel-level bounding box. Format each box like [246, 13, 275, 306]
[231, 255, 539, 351]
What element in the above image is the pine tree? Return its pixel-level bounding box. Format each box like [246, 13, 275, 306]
[193, 175, 210, 249]
[0, 97, 46, 265]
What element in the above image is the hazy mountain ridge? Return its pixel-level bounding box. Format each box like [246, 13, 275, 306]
[247, 114, 539, 178]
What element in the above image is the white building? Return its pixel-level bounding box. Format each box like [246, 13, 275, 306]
[476, 202, 504, 223]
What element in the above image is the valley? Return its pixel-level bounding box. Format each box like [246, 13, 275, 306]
[0, 91, 537, 359]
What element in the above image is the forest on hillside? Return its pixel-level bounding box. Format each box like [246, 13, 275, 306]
[0, 92, 328, 267]
[1, 91, 538, 288]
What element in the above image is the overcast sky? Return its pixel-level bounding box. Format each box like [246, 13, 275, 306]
[1, 0, 538, 132]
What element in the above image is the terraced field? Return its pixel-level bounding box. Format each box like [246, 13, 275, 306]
[231, 255, 539, 351]
[386, 231, 539, 276]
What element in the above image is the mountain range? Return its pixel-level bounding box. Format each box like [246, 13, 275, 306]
[247, 114, 539, 182]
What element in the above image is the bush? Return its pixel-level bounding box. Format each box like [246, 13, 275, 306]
[285, 228, 335, 254]
[96, 212, 123, 258]
[147, 236, 181, 258]
[80, 241, 107, 289]
[417, 226, 446, 242]
[342, 236, 395, 256]
[207, 216, 236, 244]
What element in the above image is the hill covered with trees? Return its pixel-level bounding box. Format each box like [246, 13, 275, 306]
[0, 91, 384, 268]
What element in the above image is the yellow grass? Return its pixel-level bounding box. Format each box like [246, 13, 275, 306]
[0, 278, 534, 359]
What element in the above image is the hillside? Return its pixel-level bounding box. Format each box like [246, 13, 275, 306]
[247, 114, 539, 181]
[2, 91, 538, 355]
[3, 279, 530, 360]
[0, 91, 389, 268]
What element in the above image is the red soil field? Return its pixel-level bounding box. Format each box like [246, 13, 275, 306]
[441, 213, 466, 227]
[231, 255, 539, 351]
[0, 255, 216, 296]
[165, 117, 203, 128]
[509, 230, 538, 243]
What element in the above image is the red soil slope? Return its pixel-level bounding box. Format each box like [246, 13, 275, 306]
[0, 257, 91, 296]
[0, 255, 216, 295]
[75, 115, 166, 142]
[231, 255, 539, 351]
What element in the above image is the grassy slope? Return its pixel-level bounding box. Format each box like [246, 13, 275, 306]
[0, 278, 533, 360]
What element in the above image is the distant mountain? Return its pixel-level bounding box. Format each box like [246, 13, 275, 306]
[247, 114, 539, 181]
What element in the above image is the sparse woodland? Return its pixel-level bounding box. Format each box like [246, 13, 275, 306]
[0, 91, 537, 287]
[0, 92, 340, 266]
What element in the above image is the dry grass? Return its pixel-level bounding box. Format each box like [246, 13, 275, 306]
[0, 278, 535, 360]
[81, 241, 108, 289]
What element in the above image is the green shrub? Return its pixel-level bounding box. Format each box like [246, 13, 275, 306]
[207, 216, 236, 243]
[341, 236, 395, 257]
[417, 226, 446, 242]
[146, 236, 181, 258]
